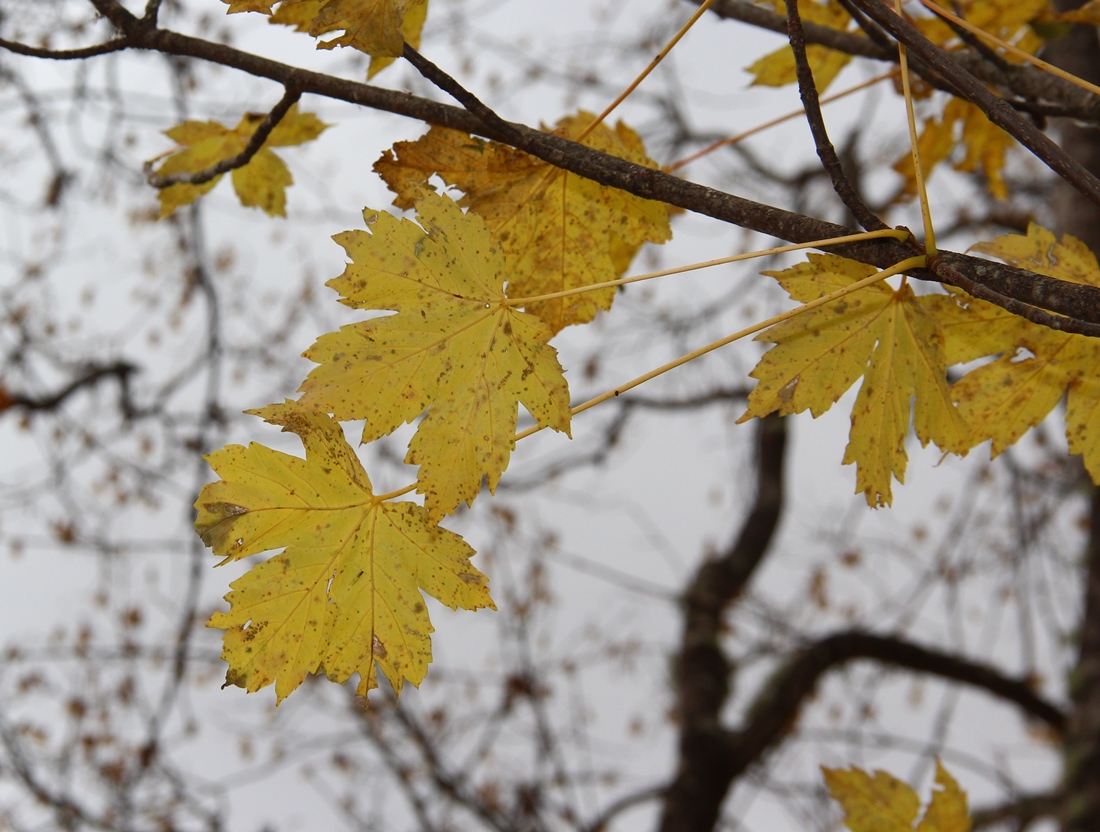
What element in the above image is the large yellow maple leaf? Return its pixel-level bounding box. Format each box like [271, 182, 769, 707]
[373, 112, 672, 334]
[224, 0, 427, 65]
[950, 224, 1100, 480]
[152, 104, 328, 217]
[196, 406, 495, 703]
[825, 761, 971, 832]
[295, 191, 572, 519]
[740, 254, 970, 506]
[745, 0, 856, 92]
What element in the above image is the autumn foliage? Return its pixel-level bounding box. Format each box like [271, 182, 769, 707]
[163, 0, 1100, 715]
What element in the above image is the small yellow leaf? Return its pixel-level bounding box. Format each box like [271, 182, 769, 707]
[823, 766, 920, 832]
[222, 0, 277, 12]
[151, 104, 328, 217]
[374, 111, 671, 333]
[257, 0, 427, 67]
[745, 0, 855, 91]
[310, 0, 416, 56]
[916, 761, 972, 832]
[197, 406, 494, 703]
[269, 0, 323, 29]
[747, 44, 851, 89]
[231, 148, 292, 215]
[367, 0, 427, 78]
[741, 254, 970, 506]
[295, 191, 572, 519]
[951, 224, 1100, 479]
[895, 99, 1013, 201]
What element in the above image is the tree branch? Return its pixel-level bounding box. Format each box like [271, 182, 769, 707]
[0, 37, 129, 59]
[659, 414, 787, 832]
[71, 0, 1100, 335]
[844, 0, 1100, 207]
[1, 361, 139, 417]
[787, 0, 888, 231]
[698, 0, 1100, 123]
[971, 792, 1062, 830]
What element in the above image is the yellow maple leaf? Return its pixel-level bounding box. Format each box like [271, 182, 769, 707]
[152, 104, 328, 217]
[740, 254, 970, 507]
[894, 98, 1014, 201]
[917, 762, 972, 832]
[824, 766, 920, 831]
[950, 224, 1100, 480]
[373, 111, 672, 334]
[224, 0, 427, 63]
[196, 405, 495, 703]
[745, 0, 855, 92]
[825, 761, 971, 832]
[267, 0, 322, 27]
[294, 191, 572, 519]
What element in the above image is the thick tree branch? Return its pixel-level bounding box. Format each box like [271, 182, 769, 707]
[698, 0, 1100, 123]
[659, 414, 787, 832]
[844, 0, 1100, 207]
[143, 86, 302, 188]
[1061, 482, 1100, 831]
[737, 631, 1067, 753]
[71, 0, 1100, 334]
[786, 0, 888, 231]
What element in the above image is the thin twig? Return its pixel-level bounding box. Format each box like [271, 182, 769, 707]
[0, 37, 129, 59]
[786, 0, 888, 231]
[144, 86, 301, 188]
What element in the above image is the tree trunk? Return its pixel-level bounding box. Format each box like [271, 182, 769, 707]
[1046, 8, 1100, 831]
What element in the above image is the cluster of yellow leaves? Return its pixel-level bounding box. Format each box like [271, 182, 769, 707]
[374, 111, 673, 333]
[179, 84, 673, 701]
[746, 0, 857, 91]
[222, 0, 427, 77]
[743, 224, 1100, 506]
[740, 0, 1066, 201]
[894, 97, 1014, 201]
[152, 104, 328, 217]
[893, 0, 1048, 200]
[196, 405, 494, 703]
[825, 761, 971, 832]
[196, 190, 593, 701]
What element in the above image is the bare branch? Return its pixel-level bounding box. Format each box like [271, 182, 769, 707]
[0, 37, 129, 60]
[786, 0, 888, 231]
[2, 361, 139, 417]
[659, 414, 787, 832]
[971, 793, 1062, 830]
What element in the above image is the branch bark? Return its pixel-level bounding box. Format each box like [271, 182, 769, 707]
[40, 0, 1100, 336]
[659, 414, 787, 832]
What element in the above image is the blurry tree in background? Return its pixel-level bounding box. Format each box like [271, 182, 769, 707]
[1, 1, 1099, 831]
